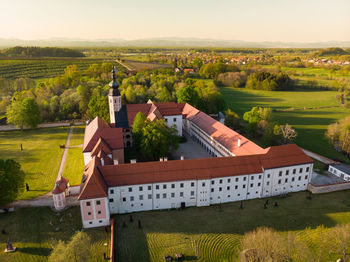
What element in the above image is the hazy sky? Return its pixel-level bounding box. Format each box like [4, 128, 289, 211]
[1, 0, 349, 42]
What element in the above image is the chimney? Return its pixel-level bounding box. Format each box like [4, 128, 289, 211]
[130, 159, 137, 164]
[237, 138, 241, 148]
[181, 155, 184, 160]
[114, 159, 119, 165]
[164, 157, 168, 162]
[159, 157, 164, 162]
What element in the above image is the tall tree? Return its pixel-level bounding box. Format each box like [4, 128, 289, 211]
[88, 95, 110, 123]
[6, 97, 41, 129]
[0, 159, 25, 206]
[280, 124, 297, 144]
[224, 109, 240, 129]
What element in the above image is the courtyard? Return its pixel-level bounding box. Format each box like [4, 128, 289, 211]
[172, 134, 212, 160]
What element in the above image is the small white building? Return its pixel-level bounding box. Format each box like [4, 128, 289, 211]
[52, 177, 69, 211]
[328, 164, 350, 181]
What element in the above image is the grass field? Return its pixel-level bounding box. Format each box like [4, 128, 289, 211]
[62, 126, 85, 186]
[115, 191, 350, 261]
[0, 127, 70, 200]
[220, 86, 350, 163]
[122, 59, 171, 72]
[0, 58, 125, 79]
[0, 207, 110, 262]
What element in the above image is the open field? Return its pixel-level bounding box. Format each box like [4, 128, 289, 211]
[0, 127, 69, 200]
[220, 86, 350, 164]
[122, 59, 171, 72]
[115, 190, 350, 261]
[0, 59, 125, 79]
[62, 126, 85, 186]
[0, 207, 110, 262]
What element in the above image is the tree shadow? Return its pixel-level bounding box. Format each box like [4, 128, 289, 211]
[18, 247, 52, 256]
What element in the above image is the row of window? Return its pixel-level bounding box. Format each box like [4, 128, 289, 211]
[277, 167, 310, 177]
[86, 200, 101, 206]
[119, 182, 196, 194]
[277, 175, 308, 184]
[120, 191, 195, 202]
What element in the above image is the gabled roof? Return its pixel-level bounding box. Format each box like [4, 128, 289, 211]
[190, 111, 265, 156]
[83, 117, 124, 153]
[91, 138, 112, 156]
[96, 150, 114, 166]
[126, 104, 152, 126]
[78, 157, 108, 200]
[261, 144, 314, 170]
[154, 102, 182, 116]
[52, 177, 69, 194]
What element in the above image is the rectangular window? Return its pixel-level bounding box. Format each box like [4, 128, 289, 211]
[148, 185, 152, 190]
[86, 201, 91, 206]
[190, 191, 194, 196]
[267, 174, 270, 178]
[300, 168, 303, 173]
[180, 192, 184, 197]
[219, 187, 222, 191]
[128, 187, 132, 192]
[236, 178, 239, 182]
[96, 200, 101, 205]
[278, 179, 281, 184]
[171, 193, 175, 198]
[139, 195, 143, 200]
[98, 211, 101, 214]
[163, 184, 167, 189]
[293, 169, 296, 174]
[267, 181, 270, 186]
[122, 197, 126, 202]
[211, 180, 215, 185]
[250, 183, 253, 188]
[191, 182, 195, 187]
[88, 212, 91, 215]
[292, 177, 295, 182]
[258, 182, 261, 186]
[211, 188, 214, 192]
[130, 196, 134, 201]
[243, 185, 246, 189]
[235, 185, 238, 189]
[306, 167, 310, 172]
[180, 183, 184, 188]
[285, 178, 288, 183]
[298, 176, 301, 181]
[173, 118, 177, 122]
[163, 193, 167, 198]
[244, 177, 247, 181]
[156, 185, 159, 190]
[202, 182, 206, 187]
[171, 184, 175, 189]
[251, 176, 254, 180]
[286, 170, 289, 175]
[305, 175, 308, 180]
[259, 175, 262, 179]
[279, 171, 282, 177]
[156, 194, 160, 199]
[109, 198, 114, 203]
[220, 179, 223, 184]
[148, 194, 152, 199]
[227, 186, 230, 190]
[110, 189, 114, 194]
[139, 186, 143, 191]
[228, 178, 231, 183]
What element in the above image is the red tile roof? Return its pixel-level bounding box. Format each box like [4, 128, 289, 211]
[154, 102, 182, 116]
[83, 117, 124, 153]
[126, 104, 152, 126]
[52, 177, 69, 194]
[189, 111, 265, 156]
[78, 157, 108, 200]
[91, 138, 112, 156]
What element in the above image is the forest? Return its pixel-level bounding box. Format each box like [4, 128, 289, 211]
[0, 46, 84, 58]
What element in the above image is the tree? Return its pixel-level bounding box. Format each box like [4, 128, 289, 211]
[88, 95, 110, 123]
[224, 109, 240, 129]
[49, 231, 91, 262]
[6, 97, 41, 129]
[0, 159, 25, 207]
[280, 124, 297, 144]
[243, 107, 272, 135]
[176, 85, 199, 107]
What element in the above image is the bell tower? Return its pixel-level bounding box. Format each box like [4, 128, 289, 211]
[108, 66, 121, 124]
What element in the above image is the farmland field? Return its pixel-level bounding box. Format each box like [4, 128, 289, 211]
[115, 190, 350, 261]
[0, 127, 70, 200]
[62, 126, 85, 186]
[121, 59, 171, 72]
[0, 207, 110, 262]
[0, 58, 125, 79]
[220, 86, 350, 163]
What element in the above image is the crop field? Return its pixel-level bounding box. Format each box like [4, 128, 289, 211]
[122, 59, 171, 72]
[220, 86, 350, 163]
[0, 127, 70, 200]
[0, 59, 125, 79]
[0, 207, 110, 262]
[115, 190, 350, 261]
[62, 126, 85, 186]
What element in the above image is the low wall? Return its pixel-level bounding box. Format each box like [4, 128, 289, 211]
[68, 185, 81, 195]
[308, 181, 350, 194]
[110, 218, 115, 262]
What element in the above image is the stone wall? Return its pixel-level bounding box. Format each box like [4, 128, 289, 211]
[308, 182, 350, 194]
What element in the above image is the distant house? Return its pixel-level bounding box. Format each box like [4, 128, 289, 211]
[184, 68, 194, 74]
[328, 163, 350, 181]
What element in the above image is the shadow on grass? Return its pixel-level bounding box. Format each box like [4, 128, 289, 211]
[18, 247, 52, 256]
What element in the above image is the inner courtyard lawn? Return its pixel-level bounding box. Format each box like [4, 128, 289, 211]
[115, 191, 350, 262]
[62, 126, 85, 186]
[0, 127, 70, 200]
[0, 207, 110, 262]
[220, 86, 350, 164]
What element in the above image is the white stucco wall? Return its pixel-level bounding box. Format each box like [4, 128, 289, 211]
[164, 115, 183, 136]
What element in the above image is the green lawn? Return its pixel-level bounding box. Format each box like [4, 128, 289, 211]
[0, 127, 70, 200]
[0, 207, 110, 262]
[62, 126, 85, 186]
[221, 86, 350, 163]
[115, 191, 350, 262]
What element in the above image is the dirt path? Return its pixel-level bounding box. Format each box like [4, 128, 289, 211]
[115, 59, 134, 71]
[56, 126, 74, 181]
[301, 148, 338, 165]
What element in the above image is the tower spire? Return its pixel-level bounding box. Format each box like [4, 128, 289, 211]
[109, 66, 119, 89]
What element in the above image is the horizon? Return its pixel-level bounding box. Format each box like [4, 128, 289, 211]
[1, 0, 349, 43]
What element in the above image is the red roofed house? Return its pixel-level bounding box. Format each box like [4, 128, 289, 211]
[77, 67, 314, 228]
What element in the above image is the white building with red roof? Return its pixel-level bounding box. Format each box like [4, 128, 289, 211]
[77, 67, 314, 228]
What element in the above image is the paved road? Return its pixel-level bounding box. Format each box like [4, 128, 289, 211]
[115, 59, 134, 71]
[56, 126, 74, 181]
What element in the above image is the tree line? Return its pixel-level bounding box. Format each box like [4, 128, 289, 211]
[1, 46, 85, 58]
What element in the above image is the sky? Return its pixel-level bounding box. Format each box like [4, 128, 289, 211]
[0, 0, 349, 42]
